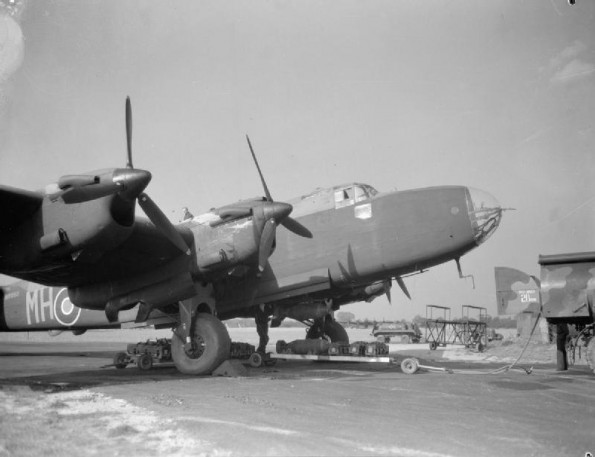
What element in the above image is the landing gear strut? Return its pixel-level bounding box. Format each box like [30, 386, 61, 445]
[255, 305, 270, 353]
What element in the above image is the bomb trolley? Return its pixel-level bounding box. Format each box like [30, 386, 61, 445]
[113, 338, 173, 371]
[113, 340, 256, 371]
[425, 305, 488, 352]
[247, 339, 446, 375]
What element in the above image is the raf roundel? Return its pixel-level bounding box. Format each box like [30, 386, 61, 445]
[53, 288, 82, 326]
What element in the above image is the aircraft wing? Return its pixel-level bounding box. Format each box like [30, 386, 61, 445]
[0, 185, 44, 230]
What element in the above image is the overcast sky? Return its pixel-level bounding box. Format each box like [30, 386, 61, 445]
[1, 0, 594, 320]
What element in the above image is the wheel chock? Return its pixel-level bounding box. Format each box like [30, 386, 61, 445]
[212, 359, 248, 377]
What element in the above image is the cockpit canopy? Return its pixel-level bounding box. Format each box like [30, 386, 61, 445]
[290, 183, 379, 217]
[333, 184, 378, 209]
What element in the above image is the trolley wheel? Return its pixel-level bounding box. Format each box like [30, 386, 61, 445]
[249, 352, 264, 368]
[429, 341, 438, 350]
[113, 352, 128, 369]
[137, 353, 153, 371]
[401, 358, 419, 375]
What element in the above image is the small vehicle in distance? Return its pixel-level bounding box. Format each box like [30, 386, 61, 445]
[372, 322, 422, 344]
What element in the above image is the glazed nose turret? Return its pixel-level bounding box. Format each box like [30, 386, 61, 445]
[466, 187, 503, 245]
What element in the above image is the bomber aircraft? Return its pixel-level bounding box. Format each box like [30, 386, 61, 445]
[0, 98, 505, 375]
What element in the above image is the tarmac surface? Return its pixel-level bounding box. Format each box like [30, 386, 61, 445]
[0, 329, 594, 457]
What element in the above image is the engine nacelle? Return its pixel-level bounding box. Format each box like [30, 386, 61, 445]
[39, 195, 133, 258]
[190, 216, 260, 276]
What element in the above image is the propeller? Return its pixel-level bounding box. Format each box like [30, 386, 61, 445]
[245, 135, 313, 239]
[244, 135, 312, 276]
[258, 219, 277, 275]
[48, 96, 150, 205]
[386, 276, 411, 304]
[123, 97, 190, 255]
[126, 96, 133, 168]
[395, 276, 411, 300]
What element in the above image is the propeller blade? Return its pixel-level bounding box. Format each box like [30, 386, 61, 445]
[395, 276, 411, 300]
[245, 135, 273, 201]
[386, 287, 392, 305]
[258, 219, 277, 276]
[125, 96, 133, 169]
[281, 217, 313, 238]
[138, 192, 191, 255]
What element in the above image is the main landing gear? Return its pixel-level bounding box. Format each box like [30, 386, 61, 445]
[253, 308, 349, 364]
[171, 309, 231, 375]
[306, 316, 350, 344]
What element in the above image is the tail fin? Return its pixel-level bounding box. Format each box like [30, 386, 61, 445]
[494, 267, 540, 315]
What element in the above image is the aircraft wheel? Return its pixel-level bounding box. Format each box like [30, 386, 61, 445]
[586, 337, 595, 375]
[137, 353, 153, 371]
[401, 358, 419, 375]
[171, 313, 231, 375]
[429, 341, 438, 350]
[113, 352, 128, 369]
[307, 319, 349, 343]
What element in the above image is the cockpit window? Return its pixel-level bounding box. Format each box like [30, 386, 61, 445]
[335, 185, 372, 208]
[364, 185, 379, 197]
[335, 188, 353, 208]
[354, 186, 367, 202]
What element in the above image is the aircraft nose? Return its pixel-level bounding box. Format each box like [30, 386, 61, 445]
[466, 187, 503, 245]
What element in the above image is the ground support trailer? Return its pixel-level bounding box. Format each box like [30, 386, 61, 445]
[255, 338, 443, 375]
[113, 338, 173, 371]
[425, 305, 488, 352]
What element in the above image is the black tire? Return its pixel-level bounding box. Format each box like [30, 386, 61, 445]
[249, 352, 264, 368]
[113, 352, 128, 369]
[137, 353, 153, 371]
[429, 341, 438, 350]
[171, 313, 231, 375]
[306, 319, 349, 344]
[401, 358, 419, 374]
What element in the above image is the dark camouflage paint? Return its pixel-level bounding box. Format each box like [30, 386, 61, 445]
[494, 266, 540, 315]
[539, 252, 595, 324]
[495, 252, 595, 325]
